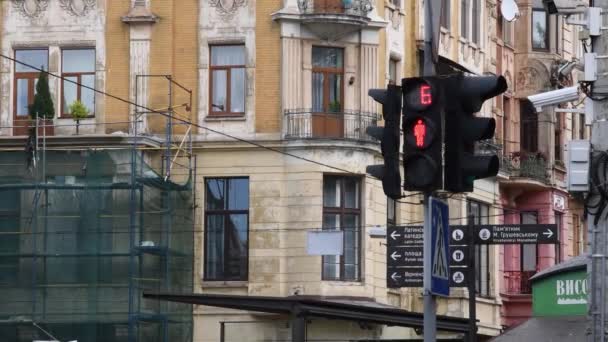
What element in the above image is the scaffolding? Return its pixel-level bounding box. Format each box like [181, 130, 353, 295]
[0, 76, 195, 342]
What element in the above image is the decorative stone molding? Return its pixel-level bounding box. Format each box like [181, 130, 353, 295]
[209, 0, 247, 19]
[59, 0, 96, 16]
[12, 0, 49, 18]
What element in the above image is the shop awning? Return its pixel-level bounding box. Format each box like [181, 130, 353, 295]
[491, 316, 586, 341]
[143, 292, 471, 340]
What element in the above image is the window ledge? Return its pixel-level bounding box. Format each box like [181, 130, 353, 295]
[201, 280, 248, 288]
[58, 116, 95, 120]
[322, 280, 364, 286]
[205, 115, 247, 122]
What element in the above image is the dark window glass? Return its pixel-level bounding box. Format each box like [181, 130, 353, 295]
[204, 177, 249, 281]
[472, 0, 480, 44]
[520, 101, 538, 152]
[441, 0, 450, 29]
[555, 212, 562, 262]
[555, 112, 563, 161]
[503, 18, 513, 46]
[468, 200, 490, 296]
[579, 114, 586, 139]
[0, 190, 19, 285]
[520, 211, 538, 272]
[61, 49, 96, 116]
[210, 45, 246, 115]
[389, 58, 398, 85]
[322, 175, 361, 281]
[387, 197, 396, 227]
[460, 0, 469, 39]
[532, 10, 549, 50]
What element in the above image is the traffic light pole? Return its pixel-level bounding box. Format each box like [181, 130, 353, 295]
[422, 0, 436, 341]
[589, 1, 608, 341]
[422, 193, 436, 342]
[467, 214, 477, 342]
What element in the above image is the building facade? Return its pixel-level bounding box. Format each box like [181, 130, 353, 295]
[0, 0, 588, 341]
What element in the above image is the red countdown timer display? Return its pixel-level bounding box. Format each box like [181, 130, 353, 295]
[403, 79, 434, 111]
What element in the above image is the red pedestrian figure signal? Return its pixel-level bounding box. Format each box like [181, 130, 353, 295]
[420, 85, 432, 105]
[414, 119, 426, 148]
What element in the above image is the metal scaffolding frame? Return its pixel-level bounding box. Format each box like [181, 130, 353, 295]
[0, 75, 195, 342]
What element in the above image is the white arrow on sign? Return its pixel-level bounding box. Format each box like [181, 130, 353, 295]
[391, 272, 401, 281]
[390, 230, 400, 240]
[543, 229, 554, 238]
[391, 251, 402, 261]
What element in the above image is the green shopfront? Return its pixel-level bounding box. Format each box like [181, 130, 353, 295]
[532, 269, 587, 316]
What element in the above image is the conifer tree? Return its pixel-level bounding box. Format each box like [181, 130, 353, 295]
[29, 70, 55, 120]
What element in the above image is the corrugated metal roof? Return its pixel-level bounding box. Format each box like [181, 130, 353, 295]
[530, 254, 588, 282]
[491, 316, 586, 341]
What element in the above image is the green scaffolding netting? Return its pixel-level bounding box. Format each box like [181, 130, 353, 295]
[0, 149, 194, 342]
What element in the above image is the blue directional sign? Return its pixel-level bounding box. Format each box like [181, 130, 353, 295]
[430, 197, 449, 296]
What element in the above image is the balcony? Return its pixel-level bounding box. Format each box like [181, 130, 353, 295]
[503, 270, 536, 295]
[284, 109, 380, 143]
[498, 151, 550, 191]
[272, 0, 378, 40]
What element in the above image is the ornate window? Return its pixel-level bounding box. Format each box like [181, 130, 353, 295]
[61, 49, 96, 117]
[14, 49, 48, 118]
[209, 45, 246, 116]
[312, 47, 344, 113]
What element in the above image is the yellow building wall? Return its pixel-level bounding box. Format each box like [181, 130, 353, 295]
[255, 0, 281, 133]
[149, 0, 198, 134]
[104, 0, 131, 133]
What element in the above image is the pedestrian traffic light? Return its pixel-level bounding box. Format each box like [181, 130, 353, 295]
[444, 75, 508, 192]
[366, 85, 402, 199]
[401, 77, 444, 192]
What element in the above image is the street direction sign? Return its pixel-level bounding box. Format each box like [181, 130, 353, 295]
[450, 269, 467, 287]
[450, 247, 467, 266]
[387, 223, 468, 289]
[388, 225, 424, 245]
[430, 197, 449, 296]
[450, 224, 559, 244]
[474, 224, 558, 244]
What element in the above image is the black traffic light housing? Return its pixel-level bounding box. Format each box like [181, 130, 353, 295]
[444, 75, 508, 192]
[401, 77, 444, 192]
[366, 85, 402, 199]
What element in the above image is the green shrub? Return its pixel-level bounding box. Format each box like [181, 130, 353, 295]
[69, 100, 89, 119]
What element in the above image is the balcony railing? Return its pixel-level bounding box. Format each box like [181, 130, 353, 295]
[499, 151, 549, 183]
[298, 0, 373, 17]
[503, 270, 536, 295]
[284, 109, 380, 143]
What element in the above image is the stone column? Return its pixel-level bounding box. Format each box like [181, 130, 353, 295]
[122, 1, 157, 135]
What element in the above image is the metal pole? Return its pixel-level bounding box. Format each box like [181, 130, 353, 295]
[467, 214, 477, 342]
[423, 0, 438, 339]
[589, 0, 608, 335]
[291, 310, 306, 342]
[423, 193, 436, 342]
[423, 0, 435, 77]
